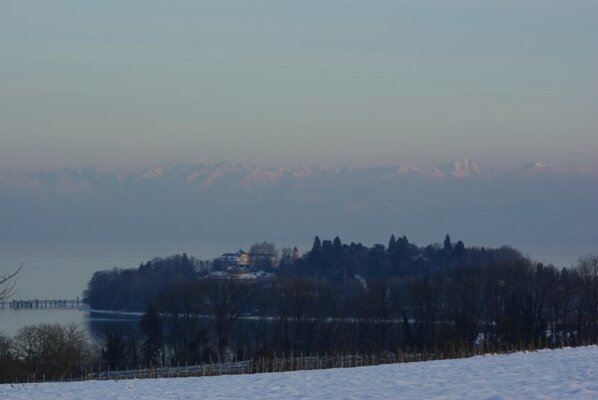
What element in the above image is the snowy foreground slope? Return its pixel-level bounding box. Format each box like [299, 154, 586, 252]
[2, 347, 597, 400]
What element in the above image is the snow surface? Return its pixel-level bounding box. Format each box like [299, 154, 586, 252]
[2, 346, 597, 399]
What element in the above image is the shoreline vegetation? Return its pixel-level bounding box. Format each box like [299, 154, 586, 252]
[0, 337, 596, 384]
[1, 234, 597, 384]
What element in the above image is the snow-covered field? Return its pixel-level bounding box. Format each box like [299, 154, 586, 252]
[2, 346, 597, 399]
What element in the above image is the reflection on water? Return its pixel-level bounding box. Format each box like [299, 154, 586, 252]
[0, 308, 141, 343]
[84, 311, 142, 343]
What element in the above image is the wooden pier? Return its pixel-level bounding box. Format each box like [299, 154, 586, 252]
[0, 298, 88, 310]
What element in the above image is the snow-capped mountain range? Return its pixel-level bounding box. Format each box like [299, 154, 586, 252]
[0, 160, 596, 252]
[1, 159, 594, 192]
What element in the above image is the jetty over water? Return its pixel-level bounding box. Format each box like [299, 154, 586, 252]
[0, 298, 88, 310]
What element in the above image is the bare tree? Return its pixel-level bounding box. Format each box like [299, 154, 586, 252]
[0, 264, 22, 301]
[13, 323, 90, 379]
[198, 278, 253, 360]
[159, 284, 209, 364]
[272, 276, 319, 354]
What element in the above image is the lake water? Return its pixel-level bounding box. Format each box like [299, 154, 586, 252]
[0, 308, 140, 340]
[0, 240, 595, 338]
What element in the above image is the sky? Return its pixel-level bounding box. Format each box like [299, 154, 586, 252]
[1, 0, 597, 171]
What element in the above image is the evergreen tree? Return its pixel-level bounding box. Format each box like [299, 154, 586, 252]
[322, 240, 332, 252]
[453, 240, 466, 258]
[332, 236, 344, 281]
[388, 234, 397, 254]
[332, 236, 342, 255]
[181, 253, 193, 275]
[443, 234, 453, 252]
[311, 236, 322, 255]
[101, 325, 131, 369]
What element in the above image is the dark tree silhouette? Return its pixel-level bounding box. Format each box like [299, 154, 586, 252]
[199, 279, 253, 360]
[140, 303, 165, 366]
[443, 234, 452, 253]
[101, 325, 135, 370]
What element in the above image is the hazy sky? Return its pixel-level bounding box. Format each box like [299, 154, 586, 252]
[1, 0, 597, 171]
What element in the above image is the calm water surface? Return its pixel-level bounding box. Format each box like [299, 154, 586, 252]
[0, 308, 140, 342]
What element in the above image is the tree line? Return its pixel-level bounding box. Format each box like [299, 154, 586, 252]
[85, 235, 528, 311]
[85, 253, 206, 310]
[78, 235, 598, 370]
[137, 256, 597, 364]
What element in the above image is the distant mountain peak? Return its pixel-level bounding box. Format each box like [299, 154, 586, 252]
[517, 162, 598, 176]
[434, 159, 481, 178]
[522, 162, 547, 171]
[519, 162, 563, 175]
[142, 168, 162, 178]
[397, 163, 419, 175]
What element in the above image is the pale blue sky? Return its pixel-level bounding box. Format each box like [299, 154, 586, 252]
[1, 0, 597, 171]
